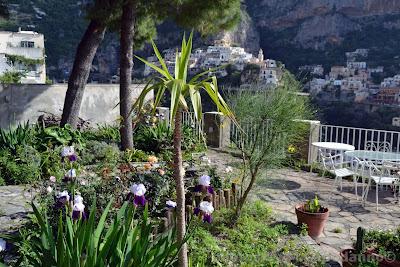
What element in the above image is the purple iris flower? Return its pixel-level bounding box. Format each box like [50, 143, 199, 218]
[134, 195, 146, 206]
[72, 202, 86, 220]
[129, 183, 147, 207]
[194, 175, 214, 195]
[56, 190, 70, 208]
[193, 207, 200, 215]
[203, 213, 212, 223]
[68, 154, 78, 162]
[199, 201, 214, 224]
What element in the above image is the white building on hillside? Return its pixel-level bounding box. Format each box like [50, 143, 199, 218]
[0, 29, 46, 83]
[347, 61, 367, 70]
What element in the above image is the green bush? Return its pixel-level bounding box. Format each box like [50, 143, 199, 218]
[80, 140, 120, 167]
[364, 228, 400, 261]
[83, 125, 120, 143]
[133, 122, 173, 153]
[133, 122, 205, 157]
[0, 146, 41, 184]
[39, 147, 66, 181]
[122, 148, 149, 162]
[36, 124, 85, 148]
[188, 201, 324, 266]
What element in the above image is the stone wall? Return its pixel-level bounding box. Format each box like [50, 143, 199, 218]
[0, 83, 152, 128]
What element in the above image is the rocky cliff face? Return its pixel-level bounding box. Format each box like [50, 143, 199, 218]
[244, 0, 400, 71]
[215, 10, 260, 54]
[5, 0, 400, 80]
[247, 0, 400, 48]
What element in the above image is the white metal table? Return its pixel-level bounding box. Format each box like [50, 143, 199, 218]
[345, 150, 400, 162]
[312, 142, 355, 152]
[312, 142, 355, 163]
[311, 142, 355, 172]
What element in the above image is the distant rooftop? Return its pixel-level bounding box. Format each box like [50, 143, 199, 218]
[0, 28, 42, 36]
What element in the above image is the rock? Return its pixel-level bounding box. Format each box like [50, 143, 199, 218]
[0, 186, 35, 234]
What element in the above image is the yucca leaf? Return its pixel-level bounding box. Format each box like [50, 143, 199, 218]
[150, 39, 173, 80]
[135, 55, 171, 80]
[169, 81, 182, 124]
[189, 85, 202, 121]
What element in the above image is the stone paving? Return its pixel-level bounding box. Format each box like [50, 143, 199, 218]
[251, 168, 400, 265]
[0, 185, 35, 234]
[206, 149, 400, 266]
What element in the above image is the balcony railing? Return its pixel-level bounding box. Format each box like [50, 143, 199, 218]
[318, 124, 400, 152]
[181, 111, 203, 139]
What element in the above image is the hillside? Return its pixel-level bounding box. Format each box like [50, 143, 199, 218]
[3, 0, 400, 80]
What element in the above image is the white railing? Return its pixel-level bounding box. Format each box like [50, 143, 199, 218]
[230, 118, 274, 150]
[318, 124, 400, 152]
[181, 111, 203, 139]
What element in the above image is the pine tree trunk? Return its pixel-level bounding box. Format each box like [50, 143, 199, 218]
[119, 0, 135, 150]
[173, 110, 188, 267]
[60, 19, 107, 128]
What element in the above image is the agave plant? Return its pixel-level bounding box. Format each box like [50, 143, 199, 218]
[2, 200, 181, 266]
[132, 32, 235, 266]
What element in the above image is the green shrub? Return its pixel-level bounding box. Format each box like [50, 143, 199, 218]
[364, 228, 400, 261]
[0, 146, 41, 184]
[133, 122, 204, 157]
[80, 140, 120, 167]
[133, 122, 173, 153]
[188, 201, 324, 266]
[83, 125, 121, 143]
[39, 147, 65, 181]
[36, 124, 85, 148]
[122, 148, 149, 162]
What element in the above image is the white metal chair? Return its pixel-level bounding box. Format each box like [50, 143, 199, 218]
[363, 161, 400, 210]
[319, 150, 357, 197]
[352, 157, 369, 200]
[365, 141, 392, 152]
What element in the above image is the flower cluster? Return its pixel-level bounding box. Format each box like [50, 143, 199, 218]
[61, 146, 79, 181]
[194, 201, 214, 223]
[287, 144, 296, 154]
[56, 190, 70, 208]
[55, 190, 86, 220]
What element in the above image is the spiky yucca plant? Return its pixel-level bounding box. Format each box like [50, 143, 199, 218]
[133, 32, 234, 267]
[1, 200, 181, 266]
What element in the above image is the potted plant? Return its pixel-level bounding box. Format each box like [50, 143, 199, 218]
[340, 227, 400, 267]
[363, 228, 400, 267]
[295, 196, 329, 238]
[341, 227, 366, 267]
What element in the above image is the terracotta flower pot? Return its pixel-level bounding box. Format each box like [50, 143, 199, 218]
[340, 248, 358, 267]
[295, 204, 329, 238]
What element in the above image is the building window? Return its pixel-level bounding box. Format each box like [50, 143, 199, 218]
[21, 41, 35, 48]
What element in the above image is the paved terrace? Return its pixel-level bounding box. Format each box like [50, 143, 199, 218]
[207, 149, 400, 265]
